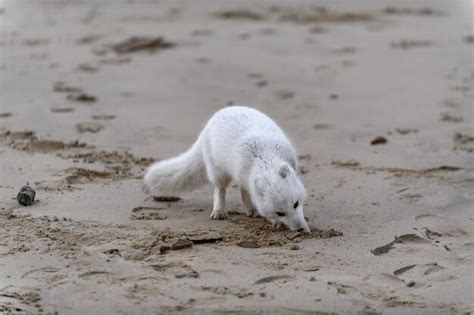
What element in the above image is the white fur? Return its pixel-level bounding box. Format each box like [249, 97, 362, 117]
[144, 106, 310, 232]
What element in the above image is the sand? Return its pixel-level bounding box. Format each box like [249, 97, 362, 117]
[0, 0, 473, 313]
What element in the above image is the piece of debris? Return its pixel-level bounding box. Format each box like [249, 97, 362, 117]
[77, 63, 99, 72]
[214, 10, 264, 21]
[110, 36, 174, 54]
[440, 113, 463, 123]
[464, 35, 474, 44]
[393, 264, 416, 276]
[170, 238, 193, 250]
[17, 185, 36, 206]
[153, 196, 181, 202]
[67, 93, 97, 103]
[371, 136, 387, 145]
[406, 280, 416, 287]
[382, 7, 442, 16]
[53, 81, 82, 94]
[237, 239, 260, 248]
[76, 34, 103, 45]
[371, 242, 393, 256]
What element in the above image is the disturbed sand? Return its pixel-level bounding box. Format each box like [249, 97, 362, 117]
[1, 0, 473, 313]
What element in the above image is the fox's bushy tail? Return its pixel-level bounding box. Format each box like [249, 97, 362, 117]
[144, 137, 207, 194]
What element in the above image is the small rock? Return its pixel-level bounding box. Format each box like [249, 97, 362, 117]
[274, 89, 295, 100]
[77, 63, 99, 72]
[289, 244, 300, 250]
[309, 276, 316, 281]
[406, 280, 416, 287]
[256, 80, 268, 87]
[17, 185, 36, 206]
[370, 136, 387, 145]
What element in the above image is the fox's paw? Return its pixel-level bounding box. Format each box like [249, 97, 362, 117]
[210, 209, 228, 220]
[246, 208, 260, 218]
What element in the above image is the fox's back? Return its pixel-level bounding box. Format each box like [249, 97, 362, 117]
[201, 106, 296, 178]
[204, 106, 288, 143]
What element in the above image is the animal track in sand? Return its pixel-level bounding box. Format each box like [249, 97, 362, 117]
[214, 7, 377, 24]
[130, 206, 167, 220]
[1, 130, 154, 190]
[0, 286, 43, 313]
[453, 133, 474, 152]
[0, 130, 89, 153]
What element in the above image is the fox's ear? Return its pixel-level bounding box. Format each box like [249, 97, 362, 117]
[279, 162, 290, 179]
[255, 176, 266, 197]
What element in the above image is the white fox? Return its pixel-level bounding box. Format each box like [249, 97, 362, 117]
[143, 106, 310, 232]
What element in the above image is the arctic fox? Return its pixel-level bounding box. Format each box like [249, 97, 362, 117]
[143, 106, 310, 232]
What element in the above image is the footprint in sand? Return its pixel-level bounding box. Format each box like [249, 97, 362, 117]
[50, 106, 75, 113]
[76, 122, 104, 133]
[92, 114, 116, 121]
[416, 214, 472, 259]
[415, 214, 468, 237]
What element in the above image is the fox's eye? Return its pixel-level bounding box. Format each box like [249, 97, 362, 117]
[293, 201, 299, 209]
[276, 211, 286, 217]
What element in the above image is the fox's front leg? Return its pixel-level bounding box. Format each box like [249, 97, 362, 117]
[240, 187, 259, 217]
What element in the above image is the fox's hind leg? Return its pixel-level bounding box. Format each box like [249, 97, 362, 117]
[240, 187, 258, 217]
[210, 176, 231, 220]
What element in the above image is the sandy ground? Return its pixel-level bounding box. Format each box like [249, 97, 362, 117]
[1, 0, 473, 313]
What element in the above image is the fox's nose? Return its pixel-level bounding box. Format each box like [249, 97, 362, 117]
[297, 222, 311, 234]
